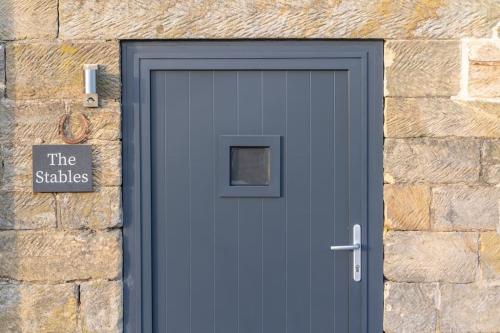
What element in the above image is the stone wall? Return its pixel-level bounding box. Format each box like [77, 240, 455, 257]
[0, 1, 499, 332]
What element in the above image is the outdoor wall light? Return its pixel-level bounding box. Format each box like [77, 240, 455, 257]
[83, 64, 99, 107]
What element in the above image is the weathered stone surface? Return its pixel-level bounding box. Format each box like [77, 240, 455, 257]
[92, 142, 122, 186]
[0, 43, 5, 96]
[469, 63, 500, 98]
[384, 138, 480, 184]
[6, 42, 120, 100]
[469, 39, 500, 62]
[385, 41, 460, 97]
[0, 283, 77, 332]
[0, 190, 56, 229]
[480, 232, 500, 280]
[431, 186, 500, 231]
[80, 280, 123, 333]
[0, 99, 121, 144]
[0, 0, 57, 40]
[384, 282, 438, 333]
[440, 284, 500, 332]
[0, 144, 32, 190]
[481, 140, 500, 184]
[60, 0, 500, 39]
[384, 231, 478, 283]
[384, 98, 500, 138]
[59, 187, 122, 230]
[0, 230, 121, 281]
[384, 184, 430, 231]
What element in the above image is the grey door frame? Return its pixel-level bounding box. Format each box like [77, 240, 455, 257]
[121, 41, 383, 333]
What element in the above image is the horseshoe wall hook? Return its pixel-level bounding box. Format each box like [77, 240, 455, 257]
[58, 113, 90, 144]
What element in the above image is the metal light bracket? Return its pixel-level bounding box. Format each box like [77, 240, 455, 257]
[83, 64, 99, 108]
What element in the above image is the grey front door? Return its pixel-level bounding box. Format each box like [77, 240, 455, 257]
[122, 41, 383, 333]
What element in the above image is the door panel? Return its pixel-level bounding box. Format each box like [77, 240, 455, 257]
[151, 69, 352, 332]
[122, 41, 383, 333]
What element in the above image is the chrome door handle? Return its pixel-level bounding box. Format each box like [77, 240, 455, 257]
[330, 224, 361, 282]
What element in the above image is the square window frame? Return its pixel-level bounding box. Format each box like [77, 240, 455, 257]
[218, 135, 281, 197]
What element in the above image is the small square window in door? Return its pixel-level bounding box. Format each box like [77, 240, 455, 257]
[219, 135, 281, 197]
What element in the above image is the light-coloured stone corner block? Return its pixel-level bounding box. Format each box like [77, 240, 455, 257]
[384, 184, 430, 231]
[469, 63, 500, 98]
[384, 231, 478, 283]
[468, 37, 500, 98]
[469, 39, 500, 62]
[60, 0, 500, 40]
[59, 187, 122, 230]
[384, 282, 438, 333]
[80, 280, 123, 333]
[6, 42, 120, 100]
[0, 230, 122, 282]
[0, 100, 121, 145]
[0, 283, 78, 332]
[384, 138, 480, 184]
[0, 190, 56, 230]
[440, 283, 500, 332]
[480, 231, 500, 280]
[0, 0, 57, 40]
[385, 40, 460, 97]
[384, 97, 500, 138]
[431, 185, 500, 231]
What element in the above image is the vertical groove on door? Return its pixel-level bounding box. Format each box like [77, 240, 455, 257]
[310, 71, 335, 333]
[286, 71, 311, 333]
[213, 72, 238, 333]
[188, 72, 192, 333]
[262, 71, 287, 333]
[333, 71, 349, 333]
[151, 71, 167, 333]
[165, 71, 191, 333]
[212, 71, 216, 333]
[189, 71, 215, 333]
[237, 71, 264, 333]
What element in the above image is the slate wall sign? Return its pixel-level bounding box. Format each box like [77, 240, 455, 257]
[32, 145, 93, 192]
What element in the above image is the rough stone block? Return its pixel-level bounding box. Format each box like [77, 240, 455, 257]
[0, 0, 57, 40]
[6, 42, 120, 100]
[60, 0, 500, 39]
[384, 231, 478, 283]
[431, 185, 500, 231]
[0, 283, 77, 332]
[385, 41, 460, 97]
[440, 284, 500, 332]
[469, 39, 500, 62]
[480, 232, 500, 280]
[0, 144, 32, 190]
[0, 230, 122, 281]
[384, 98, 500, 138]
[469, 63, 500, 98]
[383, 282, 438, 333]
[92, 142, 122, 186]
[80, 280, 123, 333]
[384, 184, 430, 231]
[481, 140, 500, 184]
[59, 187, 122, 230]
[384, 138, 480, 184]
[0, 100, 120, 144]
[0, 190, 56, 229]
